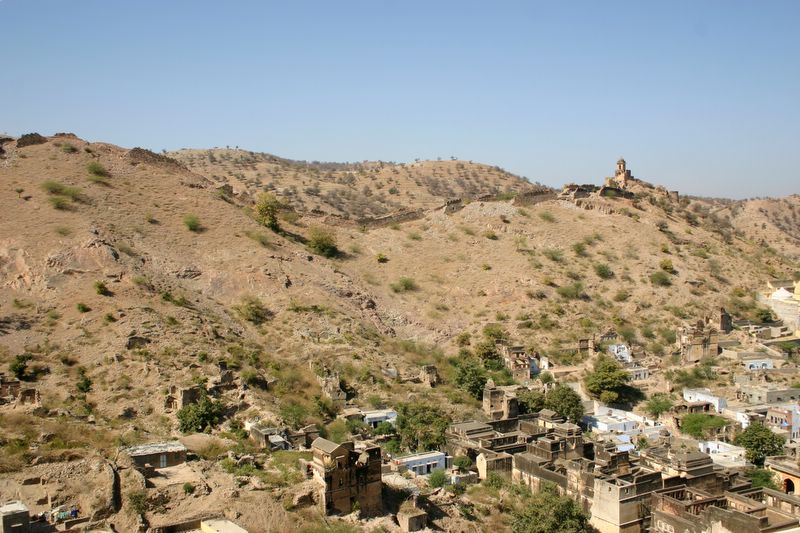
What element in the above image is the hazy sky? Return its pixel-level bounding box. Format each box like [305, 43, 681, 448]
[2, 1, 798, 198]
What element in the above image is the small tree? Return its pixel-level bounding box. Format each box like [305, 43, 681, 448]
[517, 389, 546, 414]
[734, 423, 784, 466]
[177, 394, 225, 433]
[428, 468, 447, 488]
[511, 484, 592, 533]
[254, 192, 281, 230]
[584, 356, 631, 404]
[644, 394, 674, 418]
[9, 353, 32, 380]
[545, 385, 584, 423]
[454, 358, 488, 399]
[396, 402, 450, 452]
[307, 226, 339, 257]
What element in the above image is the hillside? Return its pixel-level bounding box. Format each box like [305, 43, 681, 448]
[1, 133, 798, 531]
[170, 148, 547, 219]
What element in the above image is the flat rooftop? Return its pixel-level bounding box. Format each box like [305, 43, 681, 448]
[125, 441, 187, 456]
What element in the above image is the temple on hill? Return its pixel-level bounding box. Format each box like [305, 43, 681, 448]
[605, 158, 634, 188]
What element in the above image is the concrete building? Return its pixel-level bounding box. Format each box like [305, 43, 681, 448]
[362, 409, 397, 429]
[249, 426, 291, 451]
[766, 404, 800, 440]
[125, 441, 187, 469]
[0, 501, 29, 533]
[498, 344, 533, 381]
[482, 379, 519, 421]
[310, 438, 382, 516]
[392, 451, 449, 477]
[742, 356, 775, 371]
[651, 486, 800, 533]
[683, 388, 728, 413]
[697, 440, 748, 468]
[608, 344, 632, 364]
[738, 384, 800, 405]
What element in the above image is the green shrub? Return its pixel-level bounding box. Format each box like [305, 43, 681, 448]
[127, 490, 148, 514]
[429, 468, 447, 488]
[177, 394, 225, 433]
[660, 258, 676, 274]
[254, 192, 281, 230]
[594, 263, 613, 279]
[307, 226, 339, 257]
[94, 280, 111, 296]
[244, 231, 270, 247]
[543, 249, 563, 262]
[556, 282, 584, 300]
[182, 482, 195, 495]
[48, 196, 70, 210]
[87, 161, 110, 177]
[76, 303, 91, 313]
[9, 354, 32, 380]
[483, 230, 498, 240]
[183, 214, 202, 232]
[376, 253, 389, 263]
[538, 211, 555, 222]
[390, 277, 418, 293]
[650, 271, 672, 287]
[61, 143, 78, 153]
[681, 413, 727, 439]
[76, 367, 92, 393]
[235, 296, 272, 325]
[572, 242, 587, 256]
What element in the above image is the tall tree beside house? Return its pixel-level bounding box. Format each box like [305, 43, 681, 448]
[584, 355, 641, 405]
[544, 385, 585, 424]
[734, 423, 785, 466]
[395, 402, 450, 452]
[454, 357, 488, 399]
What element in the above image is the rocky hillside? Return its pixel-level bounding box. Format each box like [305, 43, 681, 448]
[170, 148, 548, 219]
[0, 133, 798, 530]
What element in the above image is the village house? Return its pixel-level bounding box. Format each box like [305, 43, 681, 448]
[765, 404, 800, 440]
[683, 388, 728, 413]
[362, 408, 397, 429]
[742, 355, 775, 371]
[608, 344, 632, 365]
[697, 440, 748, 468]
[125, 441, 187, 469]
[391, 451, 450, 477]
[309, 438, 382, 516]
[737, 384, 800, 404]
[249, 426, 291, 451]
[0, 501, 29, 533]
[497, 343, 534, 381]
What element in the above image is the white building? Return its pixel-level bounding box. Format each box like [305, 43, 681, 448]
[741, 356, 774, 371]
[362, 408, 397, 428]
[608, 344, 632, 364]
[697, 440, 748, 468]
[393, 450, 450, 476]
[683, 388, 727, 413]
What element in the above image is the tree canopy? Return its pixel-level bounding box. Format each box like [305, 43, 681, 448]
[734, 423, 784, 466]
[254, 192, 281, 230]
[644, 394, 674, 418]
[680, 413, 727, 439]
[511, 484, 592, 533]
[545, 385, 585, 424]
[454, 357, 488, 399]
[584, 355, 642, 405]
[177, 394, 225, 433]
[396, 402, 450, 452]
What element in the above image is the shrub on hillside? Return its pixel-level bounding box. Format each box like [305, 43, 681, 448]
[183, 214, 202, 232]
[307, 226, 339, 257]
[16, 133, 47, 147]
[650, 271, 672, 287]
[235, 296, 272, 325]
[390, 277, 418, 293]
[177, 394, 225, 433]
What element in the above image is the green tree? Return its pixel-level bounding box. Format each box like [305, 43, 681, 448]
[428, 468, 447, 488]
[584, 356, 631, 404]
[680, 413, 727, 439]
[544, 385, 584, 423]
[396, 403, 450, 452]
[9, 353, 32, 380]
[734, 423, 784, 466]
[511, 484, 592, 533]
[644, 394, 674, 418]
[177, 394, 225, 433]
[518, 389, 546, 415]
[307, 226, 339, 257]
[474, 339, 500, 363]
[454, 358, 488, 399]
[747, 468, 778, 489]
[254, 192, 281, 230]
[453, 455, 472, 471]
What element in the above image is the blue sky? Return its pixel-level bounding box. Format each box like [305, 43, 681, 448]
[2, 1, 798, 198]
